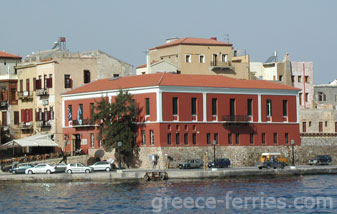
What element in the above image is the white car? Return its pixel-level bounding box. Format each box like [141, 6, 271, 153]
[25, 164, 56, 174]
[89, 160, 114, 172]
[66, 163, 92, 174]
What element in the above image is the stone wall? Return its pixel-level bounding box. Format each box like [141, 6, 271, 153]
[86, 137, 337, 169]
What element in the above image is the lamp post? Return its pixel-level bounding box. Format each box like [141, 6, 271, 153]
[117, 141, 122, 170]
[291, 140, 295, 166]
[213, 140, 216, 165]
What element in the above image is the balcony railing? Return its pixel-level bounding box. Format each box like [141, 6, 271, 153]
[71, 119, 96, 127]
[19, 122, 33, 129]
[36, 120, 52, 128]
[18, 91, 33, 100]
[222, 115, 250, 123]
[210, 61, 232, 70]
[36, 89, 48, 96]
[0, 100, 8, 110]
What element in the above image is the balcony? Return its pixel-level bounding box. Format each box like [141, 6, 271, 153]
[0, 100, 8, 110]
[36, 120, 52, 128]
[18, 91, 33, 100]
[19, 122, 33, 129]
[36, 89, 48, 96]
[71, 119, 96, 127]
[222, 115, 250, 123]
[210, 61, 232, 71]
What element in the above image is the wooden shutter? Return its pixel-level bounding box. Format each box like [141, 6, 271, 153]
[33, 78, 36, 91]
[21, 109, 24, 122]
[69, 79, 73, 88]
[47, 110, 51, 120]
[14, 111, 19, 125]
[29, 109, 33, 122]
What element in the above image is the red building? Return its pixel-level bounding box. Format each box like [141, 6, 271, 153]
[62, 73, 300, 154]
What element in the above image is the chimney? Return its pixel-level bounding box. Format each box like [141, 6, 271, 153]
[210, 37, 217, 40]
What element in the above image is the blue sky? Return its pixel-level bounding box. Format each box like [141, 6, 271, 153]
[1, 0, 336, 84]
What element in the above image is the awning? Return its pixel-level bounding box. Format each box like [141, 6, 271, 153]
[0, 134, 59, 150]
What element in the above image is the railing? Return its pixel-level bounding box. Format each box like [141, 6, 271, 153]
[222, 115, 250, 122]
[36, 120, 52, 128]
[72, 119, 96, 127]
[18, 91, 33, 100]
[0, 101, 8, 109]
[19, 122, 33, 129]
[210, 61, 231, 68]
[36, 89, 48, 96]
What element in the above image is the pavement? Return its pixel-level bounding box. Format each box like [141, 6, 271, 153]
[1, 165, 337, 183]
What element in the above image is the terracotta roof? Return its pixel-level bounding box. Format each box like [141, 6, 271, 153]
[64, 73, 300, 95]
[150, 37, 232, 50]
[0, 51, 21, 59]
[136, 60, 159, 69]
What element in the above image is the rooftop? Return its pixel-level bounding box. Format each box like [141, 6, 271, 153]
[64, 73, 300, 95]
[0, 51, 21, 59]
[150, 37, 232, 50]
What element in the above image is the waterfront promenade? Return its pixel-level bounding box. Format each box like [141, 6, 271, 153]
[1, 165, 337, 183]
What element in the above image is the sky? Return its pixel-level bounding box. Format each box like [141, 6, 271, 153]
[1, 0, 336, 84]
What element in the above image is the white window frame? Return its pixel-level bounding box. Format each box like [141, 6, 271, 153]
[221, 54, 228, 63]
[185, 54, 192, 63]
[199, 54, 205, 63]
[90, 133, 94, 148]
[150, 130, 154, 145]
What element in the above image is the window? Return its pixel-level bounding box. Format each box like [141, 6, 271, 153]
[64, 75, 72, 88]
[173, 97, 178, 115]
[26, 79, 30, 92]
[285, 133, 289, 144]
[222, 54, 228, 63]
[273, 133, 277, 144]
[99, 139, 103, 147]
[150, 130, 154, 145]
[185, 54, 191, 63]
[212, 98, 217, 116]
[250, 133, 254, 145]
[90, 103, 94, 118]
[335, 122, 337, 132]
[50, 107, 54, 120]
[319, 122, 323, 132]
[145, 98, 150, 115]
[266, 100, 272, 117]
[207, 133, 211, 145]
[199, 55, 205, 63]
[167, 133, 171, 145]
[298, 76, 302, 83]
[176, 133, 180, 145]
[302, 122, 306, 132]
[283, 100, 288, 117]
[318, 92, 326, 102]
[184, 133, 188, 145]
[90, 133, 95, 148]
[10, 88, 16, 101]
[67, 105, 72, 121]
[305, 93, 308, 102]
[14, 111, 19, 125]
[230, 99, 235, 117]
[2, 112, 7, 126]
[309, 121, 311, 127]
[191, 98, 197, 115]
[192, 133, 196, 145]
[113, 74, 119, 78]
[262, 133, 266, 144]
[78, 104, 83, 121]
[279, 75, 283, 81]
[84, 70, 90, 84]
[299, 93, 302, 105]
[214, 133, 218, 144]
[228, 133, 232, 144]
[33, 78, 36, 91]
[291, 75, 295, 83]
[20, 80, 23, 92]
[247, 99, 252, 116]
[325, 121, 328, 127]
[47, 74, 53, 88]
[305, 76, 309, 83]
[235, 133, 240, 145]
[142, 130, 146, 145]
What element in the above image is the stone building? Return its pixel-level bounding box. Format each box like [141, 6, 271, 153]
[136, 37, 250, 80]
[62, 73, 300, 168]
[15, 48, 133, 149]
[0, 51, 21, 141]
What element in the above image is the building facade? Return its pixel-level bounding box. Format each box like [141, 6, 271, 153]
[0, 51, 21, 141]
[136, 37, 250, 80]
[62, 73, 300, 165]
[15, 49, 133, 148]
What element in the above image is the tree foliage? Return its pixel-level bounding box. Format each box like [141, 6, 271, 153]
[93, 90, 139, 163]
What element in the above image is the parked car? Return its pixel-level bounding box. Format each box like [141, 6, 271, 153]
[25, 164, 56, 174]
[208, 158, 231, 168]
[66, 163, 92, 174]
[89, 161, 114, 172]
[54, 163, 67, 173]
[10, 163, 35, 174]
[178, 159, 203, 169]
[258, 159, 287, 169]
[308, 155, 332, 165]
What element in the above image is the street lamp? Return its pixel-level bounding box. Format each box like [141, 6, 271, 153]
[213, 140, 216, 165]
[117, 141, 122, 170]
[291, 140, 295, 166]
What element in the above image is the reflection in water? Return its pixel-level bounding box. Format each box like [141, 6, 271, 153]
[0, 175, 336, 213]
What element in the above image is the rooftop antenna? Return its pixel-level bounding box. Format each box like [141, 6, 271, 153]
[224, 34, 230, 43]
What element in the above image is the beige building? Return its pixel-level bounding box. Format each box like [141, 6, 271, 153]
[0, 51, 21, 141]
[16, 49, 133, 149]
[136, 37, 250, 79]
